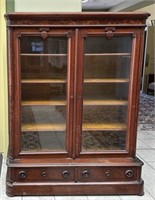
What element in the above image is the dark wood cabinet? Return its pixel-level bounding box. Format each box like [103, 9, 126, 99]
[5, 12, 150, 196]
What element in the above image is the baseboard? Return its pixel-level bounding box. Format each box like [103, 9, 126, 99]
[6, 180, 144, 196]
[0, 153, 2, 177]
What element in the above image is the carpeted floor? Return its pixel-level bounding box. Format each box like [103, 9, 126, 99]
[21, 106, 42, 151]
[138, 93, 155, 131]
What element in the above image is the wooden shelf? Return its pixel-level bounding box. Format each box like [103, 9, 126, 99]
[21, 99, 127, 106]
[83, 99, 127, 106]
[21, 78, 128, 84]
[83, 123, 126, 131]
[84, 78, 129, 83]
[21, 53, 67, 56]
[21, 79, 66, 83]
[85, 53, 131, 56]
[22, 123, 66, 132]
[22, 122, 126, 132]
[22, 100, 66, 106]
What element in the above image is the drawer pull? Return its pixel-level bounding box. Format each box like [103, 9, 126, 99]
[82, 170, 90, 178]
[62, 170, 70, 178]
[125, 170, 134, 178]
[105, 171, 110, 177]
[19, 171, 27, 179]
[42, 172, 47, 177]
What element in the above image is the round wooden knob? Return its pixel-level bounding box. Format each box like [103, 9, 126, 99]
[82, 170, 90, 178]
[125, 170, 134, 178]
[62, 170, 70, 178]
[19, 171, 27, 179]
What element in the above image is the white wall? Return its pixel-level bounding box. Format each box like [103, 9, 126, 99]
[135, 3, 155, 25]
[0, 0, 8, 155]
[136, 4, 155, 93]
[15, 0, 81, 12]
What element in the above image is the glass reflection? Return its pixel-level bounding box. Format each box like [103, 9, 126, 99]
[82, 35, 132, 151]
[21, 83, 66, 101]
[85, 36, 132, 53]
[84, 56, 131, 79]
[83, 83, 129, 100]
[20, 36, 68, 152]
[21, 106, 66, 151]
[21, 36, 67, 54]
[22, 131, 65, 151]
[21, 56, 67, 80]
[83, 106, 127, 124]
[82, 131, 126, 151]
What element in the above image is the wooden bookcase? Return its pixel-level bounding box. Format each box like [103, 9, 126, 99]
[5, 12, 150, 196]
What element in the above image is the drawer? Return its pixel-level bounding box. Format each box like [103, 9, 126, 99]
[8, 166, 140, 183]
[77, 166, 139, 182]
[11, 167, 74, 182]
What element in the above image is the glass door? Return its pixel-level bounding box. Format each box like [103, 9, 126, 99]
[78, 31, 133, 154]
[19, 31, 73, 154]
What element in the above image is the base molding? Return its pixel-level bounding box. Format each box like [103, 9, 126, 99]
[0, 153, 2, 177]
[6, 180, 144, 196]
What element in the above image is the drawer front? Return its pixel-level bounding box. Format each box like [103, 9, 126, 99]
[11, 167, 74, 182]
[77, 166, 139, 182]
[9, 166, 141, 183]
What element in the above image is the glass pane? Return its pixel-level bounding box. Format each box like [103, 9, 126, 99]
[83, 106, 127, 124]
[21, 83, 66, 101]
[83, 83, 129, 100]
[21, 56, 67, 80]
[20, 36, 68, 152]
[85, 36, 132, 53]
[82, 35, 132, 152]
[84, 56, 130, 79]
[22, 131, 65, 151]
[21, 36, 67, 80]
[82, 131, 126, 151]
[21, 105, 66, 152]
[21, 36, 67, 54]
